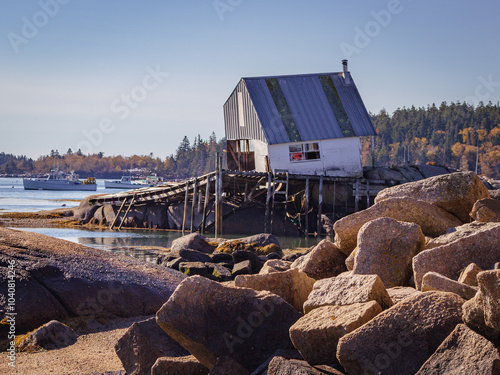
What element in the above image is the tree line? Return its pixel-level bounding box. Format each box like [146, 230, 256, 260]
[0, 132, 226, 179]
[1, 102, 499, 179]
[364, 101, 500, 178]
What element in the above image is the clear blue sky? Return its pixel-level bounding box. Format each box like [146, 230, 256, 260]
[1, 0, 499, 159]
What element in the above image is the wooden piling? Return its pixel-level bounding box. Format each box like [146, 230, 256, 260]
[316, 175, 323, 238]
[215, 156, 223, 237]
[190, 177, 198, 233]
[366, 180, 370, 208]
[354, 179, 360, 212]
[264, 172, 272, 233]
[332, 180, 336, 221]
[305, 177, 310, 237]
[182, 181, 190, 236]
[201, 176, 210, 235]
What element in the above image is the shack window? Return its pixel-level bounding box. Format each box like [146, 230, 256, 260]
[289, 142, 320, 162]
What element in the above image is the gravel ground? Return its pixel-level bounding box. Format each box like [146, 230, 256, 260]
[1, 316, 149, 375]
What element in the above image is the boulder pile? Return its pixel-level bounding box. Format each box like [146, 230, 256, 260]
[7, 171, 500, 374]
[132, 171, 498, 375]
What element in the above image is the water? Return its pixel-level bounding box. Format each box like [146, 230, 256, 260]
[0, 177, 110, 213]
[0, 177, 320, 263]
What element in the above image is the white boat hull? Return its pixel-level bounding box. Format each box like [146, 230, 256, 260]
[104, 180, 149, 189]
[23, 178, 97, 191]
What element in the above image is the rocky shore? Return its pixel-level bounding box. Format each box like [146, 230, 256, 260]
[1, 171, 500, 374]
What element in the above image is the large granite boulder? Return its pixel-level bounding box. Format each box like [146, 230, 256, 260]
[234, 268, 315, 311]
[115, 317, 189, 375]
[290, 239, 347, 280]
[333, 197, 460, 255]
[171, 233, 216, 254]
[303, 273, 392, 314]
[0, 227, 186, 334]
[415, 324, 500, 375]
[289, 302, 382, 366]
[470, 198, 500, 222]
[336, 291, 465, 375]
[424, 221, 495, 250]
[156, 276, 301, 372]
[375, 171, 490, 223]
[412, 222, 500, 289]
[352, 217, 425, 288]
[0, 267, 69, 335]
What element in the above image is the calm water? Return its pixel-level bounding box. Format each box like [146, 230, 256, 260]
[0, 177, 319, 263]
[0, 177, 110, 213]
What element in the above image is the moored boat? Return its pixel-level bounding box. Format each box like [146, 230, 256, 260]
[23, 169, 97, 191]
[104, 175, 149, 189]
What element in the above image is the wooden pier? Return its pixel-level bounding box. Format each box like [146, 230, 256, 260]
[89, 166, 387, 237]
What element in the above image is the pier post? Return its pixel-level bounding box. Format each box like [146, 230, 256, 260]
[305, 177, 310, 237]
[190, 177, 198, 233]
[264, 172, 272, 233]
[316, 175, 323, 238]
[215, 155, 223, 237]
[201, 175, 211, 235]
[354, 179, 360, 212]
[182, 180, 190, 236]
[332, 180, 336, 221]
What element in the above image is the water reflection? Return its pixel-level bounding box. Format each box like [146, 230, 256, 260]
[13, 227, 322, 264]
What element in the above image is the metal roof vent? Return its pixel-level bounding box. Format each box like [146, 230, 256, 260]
[342, 59, 351, 85]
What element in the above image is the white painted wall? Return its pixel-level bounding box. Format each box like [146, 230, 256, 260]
[253, 140, 269, 172]
[254, 137, 362, 177]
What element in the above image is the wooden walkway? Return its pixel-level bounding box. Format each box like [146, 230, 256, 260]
[89, 168, 387, 236]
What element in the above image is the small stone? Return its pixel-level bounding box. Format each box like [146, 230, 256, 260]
[259, 259, 292, 274]
[179, 249, 213, 263]
[386, 287, 420, 304]
[232, 260, 253, 277]
[17, 320, 77, 351]
[477, 270, 500, 331]
[421, 272, 478, 300]
[470, 198, 500, 222]
[151, 355, 208, 375]
[458, 263, 483, 287]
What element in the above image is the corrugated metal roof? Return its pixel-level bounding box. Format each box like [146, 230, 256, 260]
[234, 72, 376, 145]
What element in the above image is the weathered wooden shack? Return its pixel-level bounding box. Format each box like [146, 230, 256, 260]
[223, 60, 376, 177]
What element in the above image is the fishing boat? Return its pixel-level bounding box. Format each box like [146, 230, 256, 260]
[23, 169, 97, 191]
[104, 175, 149, 189]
